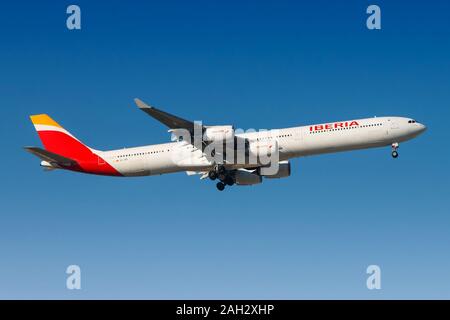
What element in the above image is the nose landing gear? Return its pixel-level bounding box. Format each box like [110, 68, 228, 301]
[391, 143, 399, 158]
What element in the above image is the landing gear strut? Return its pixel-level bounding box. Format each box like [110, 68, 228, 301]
[217, 165, 226, 174]
[391, 143, 399, 158]
[209, 165, 227, 181]
[208, 170, 217, 180]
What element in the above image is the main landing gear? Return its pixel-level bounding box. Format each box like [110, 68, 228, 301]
[208, 170, 218, 180]
[209, 165, 235, 191]
[391, 142, 399, 158]
[216, 182, 225, 191]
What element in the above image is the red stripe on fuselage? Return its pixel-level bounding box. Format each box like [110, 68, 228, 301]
[37, 130, 122, 176]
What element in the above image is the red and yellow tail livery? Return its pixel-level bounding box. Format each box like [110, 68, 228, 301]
[26, 114, 121, 176]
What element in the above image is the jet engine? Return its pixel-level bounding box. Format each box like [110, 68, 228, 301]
[234, 169, 263, 185]
[258, 160, 291, 179]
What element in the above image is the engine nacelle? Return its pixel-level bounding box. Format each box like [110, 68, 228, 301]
[234, 169, 263, 185]
[204, 125, 234, 142]
[258, 160, 291, 179]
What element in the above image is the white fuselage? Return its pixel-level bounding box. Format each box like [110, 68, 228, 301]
[98, 116, 426, 177]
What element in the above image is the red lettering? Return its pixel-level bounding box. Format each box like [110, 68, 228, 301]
[311, 121, 359, 131]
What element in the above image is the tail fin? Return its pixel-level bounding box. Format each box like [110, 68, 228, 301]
[30, 114, 94, 161]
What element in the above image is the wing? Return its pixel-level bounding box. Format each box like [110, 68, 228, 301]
[24, 146, 77, 167]
[134, 98, 199, 133]
[134, 98, 249, 159]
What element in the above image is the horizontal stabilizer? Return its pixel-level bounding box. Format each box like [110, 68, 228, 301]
[24, 146, 77, 167]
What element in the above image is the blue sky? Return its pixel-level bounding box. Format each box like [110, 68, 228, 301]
[1, 0, 449, 299]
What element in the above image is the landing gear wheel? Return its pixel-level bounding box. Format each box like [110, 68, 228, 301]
[208, 171, 217, 180]
[391, 142, 399, 159]
[216, 182, 225, 191]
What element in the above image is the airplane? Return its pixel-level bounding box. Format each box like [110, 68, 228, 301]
[25, 98, 427, 191]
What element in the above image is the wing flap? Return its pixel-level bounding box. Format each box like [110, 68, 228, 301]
[185, 171, 209, 179]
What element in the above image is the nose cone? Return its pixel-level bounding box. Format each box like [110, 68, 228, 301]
[417, 123, 427, 134]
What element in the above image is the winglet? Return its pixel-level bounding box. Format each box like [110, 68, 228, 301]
[134, 98, 152, 110]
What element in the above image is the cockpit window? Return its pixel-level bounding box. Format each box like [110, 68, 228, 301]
[408, 120, 417, 124]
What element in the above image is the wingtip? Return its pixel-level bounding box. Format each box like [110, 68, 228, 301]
[134, 98, 152, 109]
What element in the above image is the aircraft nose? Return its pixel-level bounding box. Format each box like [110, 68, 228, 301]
[417, 123, 427, 134]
